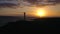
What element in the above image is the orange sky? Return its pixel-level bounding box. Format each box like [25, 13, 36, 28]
[0, 4, 60, 17]
[27, 4, 60, 17]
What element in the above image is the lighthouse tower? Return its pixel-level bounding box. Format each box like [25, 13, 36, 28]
[24, 12, 26, 21]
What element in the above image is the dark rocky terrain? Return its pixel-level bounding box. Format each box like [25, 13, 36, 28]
[0, 17, 58, 32]
[0, 16, 23, 27]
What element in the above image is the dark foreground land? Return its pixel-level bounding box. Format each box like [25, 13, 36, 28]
[0, 17, 59, 32]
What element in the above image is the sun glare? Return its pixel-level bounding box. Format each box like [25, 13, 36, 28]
[36, 9, 46, 17]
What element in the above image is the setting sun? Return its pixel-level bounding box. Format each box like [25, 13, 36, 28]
[36, 9, 46, 17]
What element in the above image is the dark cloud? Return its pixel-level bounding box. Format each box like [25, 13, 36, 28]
[0, 0, 60, 8]
[23, 0, 38, 4]
[0, 0, 19, 8]
[23, 0, 60, 7]
[0, 3, 18, 6]
[0, 3, 19, 8]
[47, 0, 60, 4]
[24, 0, 60, 3]
[56, 0, 60, 3]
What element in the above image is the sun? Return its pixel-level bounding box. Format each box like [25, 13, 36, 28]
[36, 9, 46, 17]
[37, 11, 45, 17]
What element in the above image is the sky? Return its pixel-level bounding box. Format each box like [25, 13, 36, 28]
[0, 0, 60, 17]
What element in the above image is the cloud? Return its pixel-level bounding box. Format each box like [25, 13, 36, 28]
[0, 0, 19, 8]
[56, 0, 60, 3]
[23, 0, 37, 4]
[20, 0, 32, 6]
[23, 0, 60, 6]
[0, 0, 60, 8]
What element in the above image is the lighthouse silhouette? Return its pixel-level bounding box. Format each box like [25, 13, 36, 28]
[24, 12, 26, 21]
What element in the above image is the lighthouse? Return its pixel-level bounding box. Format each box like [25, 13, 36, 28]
[24, 12, 26, 21]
